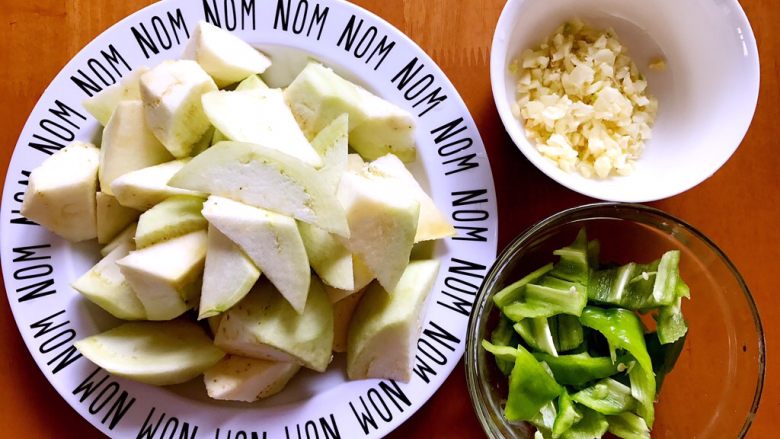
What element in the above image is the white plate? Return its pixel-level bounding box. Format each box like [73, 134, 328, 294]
[0, 1, 497, 438]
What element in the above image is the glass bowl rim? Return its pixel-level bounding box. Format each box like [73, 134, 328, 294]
[464, 201, 766, 438]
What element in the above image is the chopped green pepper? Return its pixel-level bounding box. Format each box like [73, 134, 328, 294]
[515, 318, 559, 357]
[587, 239, 600, 269]
[504, 279, 587, 320]
[535, 318, 559, 357]
[533, 352, 621, 386]
[560, 407, 609, 439]
[493, 263, 554, 308]
[588, 262, 653, 308]
[530, 400, 558, 438]
[554, 315, 584, 352]
[504, 301, 568, 320]
[490, 315, 519, 375]
[628, 361, 656, 427]
[552, 390, 582, 438]
[514, 320, 537, 348]
[482, 228, 691, 437]
[529, 278, 588, 310]
[652, 250, 681, 305]
[607, 412, 650, 439]
[572, 378, 636, 415]
[505, 345, 562, 422]
[675, 277, 691, 299]
[646, 332, 686, 392]
[587, 252, 683, 310]
[550, 228, 589, 284]
[576, 321, 656, 428]
[481, 340, 517, 372]
[656, 274, 689, 345]
[657, 296, 688, 345]
[579, 307, 653, 374]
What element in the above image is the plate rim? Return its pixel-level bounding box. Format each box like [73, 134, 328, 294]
[0, 0, 499, 437]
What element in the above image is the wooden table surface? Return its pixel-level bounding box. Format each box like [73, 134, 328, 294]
[0, 0, 777, 437]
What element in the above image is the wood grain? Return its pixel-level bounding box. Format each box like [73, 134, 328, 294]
[0, 0, 777, 438]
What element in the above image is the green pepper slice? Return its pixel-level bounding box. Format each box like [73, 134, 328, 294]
[572, 378, 636, 415]
[607, 412, 650, 439]
[505, 345, 562, 422]
[533, 352, 621, 386]
[552, 390, 582, 438]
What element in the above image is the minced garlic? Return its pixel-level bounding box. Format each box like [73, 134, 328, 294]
[649, 57, 667, 72]
[510, 19, 658, 178]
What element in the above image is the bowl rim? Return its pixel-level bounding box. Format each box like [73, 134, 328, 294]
[489, 0, 761, 202]
[464, 202, 766, 438]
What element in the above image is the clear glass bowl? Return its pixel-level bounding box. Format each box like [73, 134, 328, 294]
[465, 203, 765, 438]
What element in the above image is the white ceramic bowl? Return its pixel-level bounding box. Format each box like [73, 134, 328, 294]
[491, 0, 760, 202]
